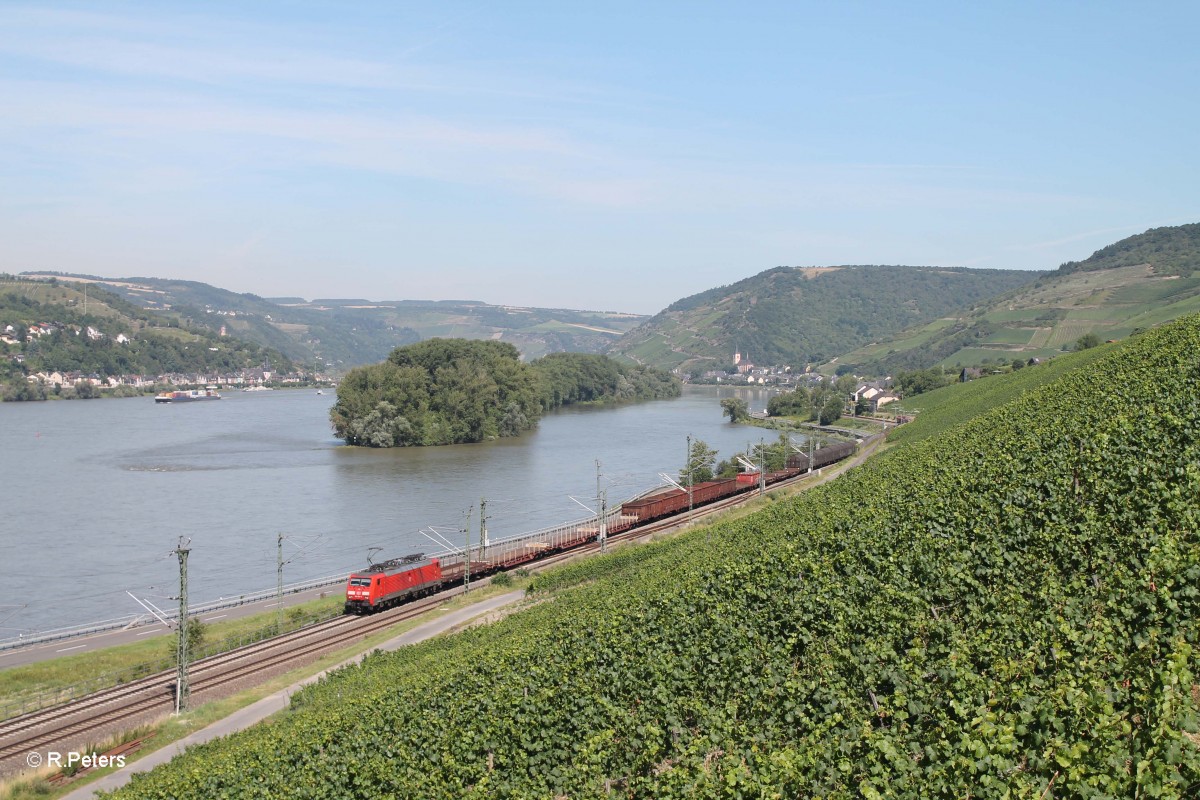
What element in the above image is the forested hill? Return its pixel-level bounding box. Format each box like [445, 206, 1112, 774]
[826, 222, 1200, 375]
[0, 276, 294, 397]
[21, 272, 647, 369]
[331, 339, 680, 447]
[1057, 222, 1200, 276]
[608, 265, 1040, 372]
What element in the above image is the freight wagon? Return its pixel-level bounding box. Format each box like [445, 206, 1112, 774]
[345, 438, 861, 613]
[619, 439, 859, 526]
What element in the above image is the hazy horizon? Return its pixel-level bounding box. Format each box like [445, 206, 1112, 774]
[3, 2, 1197, 315]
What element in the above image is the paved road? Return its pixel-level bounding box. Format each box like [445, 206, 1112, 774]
[0, 583, 344, 670]
[59, 590, 526, 799]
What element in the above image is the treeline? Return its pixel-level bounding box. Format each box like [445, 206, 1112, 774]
[534, 352, 679, 410]
[330, 339, 680, 447]
[766, 377, 856, 425]
[680, 433, 824, 485]
[1057, 222, 1200, 277]
[9, 324, 286, 377]
[646, 265, 1039, 367]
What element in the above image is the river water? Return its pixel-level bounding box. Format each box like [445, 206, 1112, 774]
[0, 386, 789, 635]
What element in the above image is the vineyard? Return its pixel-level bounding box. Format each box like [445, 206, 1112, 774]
[886, 341, 1116, 447]
[107, 317, 1200, 798]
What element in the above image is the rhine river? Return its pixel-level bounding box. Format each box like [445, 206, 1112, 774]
[0, 386, 788, 636]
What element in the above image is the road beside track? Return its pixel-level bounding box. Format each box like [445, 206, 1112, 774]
[60, 590, 526, 800]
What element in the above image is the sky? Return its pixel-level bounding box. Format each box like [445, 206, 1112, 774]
[2, 2, 1197, 315]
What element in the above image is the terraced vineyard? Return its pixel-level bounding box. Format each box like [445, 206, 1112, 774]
[827, 248, 1200, 375]
[109, 316, 1200, 798]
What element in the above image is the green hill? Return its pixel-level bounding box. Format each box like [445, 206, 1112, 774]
[22, 273, 648, 369]
[1058, 222, 1200, 276]
[0, 276, 295, 397]
[608, 265, 1040, 373]
[105, 313, 1200, 799]
[826, 223, 1200, 375]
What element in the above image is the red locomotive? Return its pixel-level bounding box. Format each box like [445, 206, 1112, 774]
[344, 554, 448, 614]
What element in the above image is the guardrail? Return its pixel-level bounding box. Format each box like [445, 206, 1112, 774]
[0, 604, 343, 722]
[0, 572, 351, 654]
[1, 493, 647, 654]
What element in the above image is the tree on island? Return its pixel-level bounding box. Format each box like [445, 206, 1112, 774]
[331, 339, 541, 447]
[720, 397, 749, 423]
[331, 339, 680, 447]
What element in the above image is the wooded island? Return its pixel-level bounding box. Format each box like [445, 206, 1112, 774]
[330, 338, 680, 447]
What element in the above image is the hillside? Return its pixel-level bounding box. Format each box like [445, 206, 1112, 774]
[106, 314, 1200, 798]
[608, 265, 1040, 373]
[21, 273, 648, 369]
[0, 276, 295, 397]
[828, 223, 1200, 375]
[1058, 222, 1200, 276]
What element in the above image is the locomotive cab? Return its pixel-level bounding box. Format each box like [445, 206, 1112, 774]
[344, 575, 375, 614]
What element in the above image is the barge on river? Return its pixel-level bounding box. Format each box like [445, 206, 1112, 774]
[154, 387, 222, 403]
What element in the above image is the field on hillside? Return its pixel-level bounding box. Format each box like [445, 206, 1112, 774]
[831, 264, 1200, 373]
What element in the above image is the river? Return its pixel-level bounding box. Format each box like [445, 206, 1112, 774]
[0, 386, 792, 635]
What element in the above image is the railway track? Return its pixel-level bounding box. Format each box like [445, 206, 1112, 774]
[0, 594, 448, 774]
[0, 445, 872, 777]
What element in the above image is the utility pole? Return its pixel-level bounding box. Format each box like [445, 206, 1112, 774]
[686, 435, 694, 512]
[174, 537, 191, 714]
[480, 498, 489, 551]
[595, 460, 607, 551]
[599, 490, 608, 553]
[595, 460, 614, 554]
[463, 506, 473, 594]
[759, 437, 766, 494]
[276, 533, 284, 630]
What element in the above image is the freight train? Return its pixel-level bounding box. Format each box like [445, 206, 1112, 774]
[344, 438, 858, 614]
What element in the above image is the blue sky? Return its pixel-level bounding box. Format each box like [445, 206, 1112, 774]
[2, 2, 1196, 314]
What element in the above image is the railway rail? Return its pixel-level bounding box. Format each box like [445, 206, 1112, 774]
[0, 439, 874, 779]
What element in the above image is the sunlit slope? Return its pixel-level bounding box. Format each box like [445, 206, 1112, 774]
[828, 223, 1200, 374]
[22, 273, 647, 368]
[609, 265, 1039, 372]
[0, 277, 295, 381]
[112, 316, 1200, 798]
[884, 340, 1118, 446]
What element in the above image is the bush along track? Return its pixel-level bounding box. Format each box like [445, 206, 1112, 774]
[108, 316, 1200, 798]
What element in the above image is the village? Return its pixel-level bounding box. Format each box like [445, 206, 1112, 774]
[685, 350, 904, 414]
[2, 321, 327, 396]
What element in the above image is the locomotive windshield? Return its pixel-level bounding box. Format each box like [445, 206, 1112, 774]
[349, 578, 371, 587]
